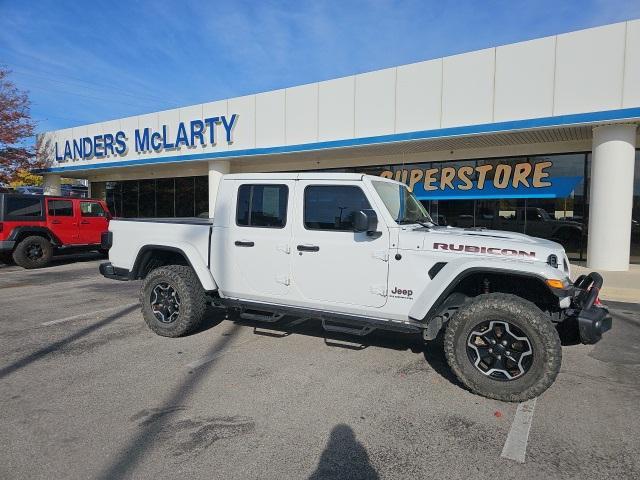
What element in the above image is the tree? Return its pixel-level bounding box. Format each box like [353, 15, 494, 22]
[0, 68, 42, 186]
[9, 169, 43, 187]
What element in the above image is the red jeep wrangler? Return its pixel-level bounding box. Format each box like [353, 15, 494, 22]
[0, 193, 111, 269]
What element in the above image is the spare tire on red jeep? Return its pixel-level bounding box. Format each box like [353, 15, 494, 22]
[12, 235, 53, 269]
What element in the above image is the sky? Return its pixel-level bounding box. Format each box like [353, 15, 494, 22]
[1, 0, 639, 137]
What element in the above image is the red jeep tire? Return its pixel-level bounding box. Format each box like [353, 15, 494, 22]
[12, 236, 53, 269]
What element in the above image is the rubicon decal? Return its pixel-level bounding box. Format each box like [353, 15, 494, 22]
[390, 287, 414, 299]
[433, 243, 536, 258]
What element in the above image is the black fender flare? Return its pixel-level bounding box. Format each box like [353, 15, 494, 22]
[130, 245, 196, 280]
[7, 226, 61, 246]
[418, 267, 561, 325]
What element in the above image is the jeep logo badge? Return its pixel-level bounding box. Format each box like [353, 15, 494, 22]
[390, 287, 413, 299]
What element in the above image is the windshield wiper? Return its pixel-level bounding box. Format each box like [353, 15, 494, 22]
[414, 220, 433, 229]
[398, 219, 433, 228]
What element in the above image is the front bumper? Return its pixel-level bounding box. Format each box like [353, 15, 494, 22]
[99, 262, 131, 281]
[565, 272, 612, 345]
[575, 305, 612, 344]
[0, 240, 16, 253]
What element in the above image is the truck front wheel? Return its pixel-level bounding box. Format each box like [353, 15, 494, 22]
[140, 265, 207, 337]
[444, 293, 561, 402]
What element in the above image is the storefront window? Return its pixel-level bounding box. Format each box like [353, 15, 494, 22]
[334, 152, 589, 260]
[105, 181, 122, 217]
[175, 177, 195, 217]
[122, 181, 139, 218]
[139, 179, 156, 217]
[94, 175, 208, 219]
[632, 150, 640, 264]
[195, 176, 209, 217]
[156, 179, 175, 217]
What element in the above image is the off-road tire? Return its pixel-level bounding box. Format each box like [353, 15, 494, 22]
[12, 236, 53, 269]
[140, 265, 207, 337]
[444, 293, 561, 402]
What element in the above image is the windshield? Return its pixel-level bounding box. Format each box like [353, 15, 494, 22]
[372, 181, 434, 226]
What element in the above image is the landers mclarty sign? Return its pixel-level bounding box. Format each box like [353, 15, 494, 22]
[55, 114, 238, 162]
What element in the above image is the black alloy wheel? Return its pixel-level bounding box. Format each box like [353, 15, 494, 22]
[150, 282, 181, 324]
[444, 293, 562, 402]
[25, 242, 44, 261]
[466, 320, 534, 381]
[12, 235, 53, 269]
[140, 265, 207, 337]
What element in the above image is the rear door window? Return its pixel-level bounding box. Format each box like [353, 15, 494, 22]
[236, 184, 288, 228]
[48, 199, 74, 216]
[4, 196, 43, 219]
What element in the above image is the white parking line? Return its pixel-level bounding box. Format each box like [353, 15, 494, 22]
[40, 303, 138, 326]
[501, 398, 537, 463]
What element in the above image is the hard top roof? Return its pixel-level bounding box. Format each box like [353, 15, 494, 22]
[222, 172, 402, 184]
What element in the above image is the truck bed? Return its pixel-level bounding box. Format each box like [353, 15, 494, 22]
[107, 217, 216, 290]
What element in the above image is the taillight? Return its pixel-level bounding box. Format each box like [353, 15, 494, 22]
[0, 222, 3, 233]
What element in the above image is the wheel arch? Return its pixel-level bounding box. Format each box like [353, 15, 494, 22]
[130, 244, 217, 291]
[412, 266, 561, 325]
[8, 227, 60, 246]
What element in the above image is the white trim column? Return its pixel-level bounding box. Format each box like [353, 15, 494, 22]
[208, 160, 230, 217]
[587, 124, 637, 271]
[42, 174, 62, 196]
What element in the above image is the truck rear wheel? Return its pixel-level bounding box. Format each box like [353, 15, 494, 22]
[12, 236, 53, 269]
[140, 265, 207, 337]
[444, 293, 561, 402]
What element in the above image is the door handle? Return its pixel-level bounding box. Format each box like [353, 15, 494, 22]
[80, 220, 90, 225]
[51, 220, 61, 224]
[297, 244, 319, 252]
[235, 240, 255, 247]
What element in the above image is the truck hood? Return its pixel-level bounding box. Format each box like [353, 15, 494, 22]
[399, 225, 567, 265]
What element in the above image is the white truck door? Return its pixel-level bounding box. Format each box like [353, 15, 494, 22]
[291, 181, 389, 309]
[226, 181, 294, 300]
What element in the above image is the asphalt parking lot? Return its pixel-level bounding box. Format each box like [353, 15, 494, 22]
[1, 256, 639, 479]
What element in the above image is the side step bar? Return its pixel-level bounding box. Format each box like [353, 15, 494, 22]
[322, 319, 375, 337]
[220, 298, 423, 336]
[239, 310, 284, 323]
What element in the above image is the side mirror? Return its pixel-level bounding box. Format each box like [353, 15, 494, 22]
[353, 209, 378, 234]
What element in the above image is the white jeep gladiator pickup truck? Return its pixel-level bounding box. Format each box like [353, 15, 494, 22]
[100, 173, 611, 401]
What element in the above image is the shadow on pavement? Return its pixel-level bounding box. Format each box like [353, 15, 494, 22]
[96, 320, 241, 480]
[0, 304, 138, 380]
[308, 424, 379, 480]
[45, 251, 106, 268]
[0, 251, 104, 270]
[421, 330, 465, 388]
[229, 315, 463, 388]
[187, 306, 228, 335]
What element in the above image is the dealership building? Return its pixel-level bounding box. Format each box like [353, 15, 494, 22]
[38, 20, 640, 270]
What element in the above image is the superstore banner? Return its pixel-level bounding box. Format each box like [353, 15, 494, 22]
[380, 161, 582, 200]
